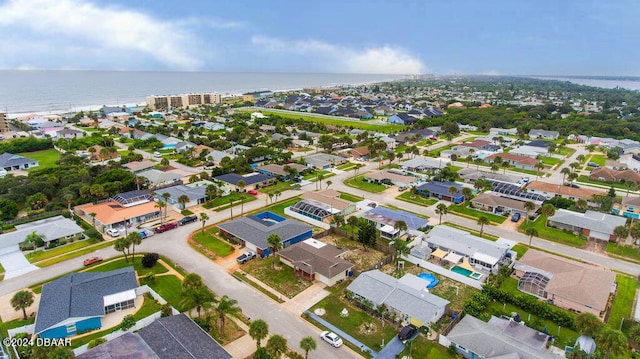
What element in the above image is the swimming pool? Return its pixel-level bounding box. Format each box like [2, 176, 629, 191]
[417, 273, 439, 289]
[451, 265, 472, 277]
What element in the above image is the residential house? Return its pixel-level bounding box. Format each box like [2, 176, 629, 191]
[422, 225, 511, 273]
[277, 238, 354, 286]
[525, 181, 605, 206]
[416, 181, 464, 203]
[515, 249, 616, 316]
[55, 129, 85, 140]
[363, 170, 419, 187]
[137, 169, 184, 188]
[443, 315, 557, 359]
[214, 173, 274, 190]
[305, 153, 348, 169]
[589, 167, 640, 185]
[217, 211, 312, 256]
[256, 163, 307, 180]
[458, 139, 500, 152]
[206, 150, 234, 166]
[614, 196, 640, 219]
[174, 141, 196, 153]
[529, 129, 560, 140]
[77, 314, 233, 359]
[489, 127, 519, 136]
[485, 153, 540, 171]
[0, 152, 39, 171]
[287, 189, 356, 225]
[387, 113, 418, 125]
[350, 146, 371, 160]
[35, 267, 138, 339]
[471, 193, 540, 217]
[440, 146, 476, 160]
[400, 156, 448, 173]
[154, 181, 223, 210]
[225, 144, 250, 155]
[346, 270, 449, 327]
[457, 168, 522, 186]
[359, 206, 429, 239]
[122, 159, 156, 174]
[547, 209, 627, 241]
[75, 190, 160, 233]
[0, 216, 84, 257]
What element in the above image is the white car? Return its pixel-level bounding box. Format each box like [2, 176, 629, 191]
[320, 331, 343, 348]
[153, 151, 162, 158]
[106, 228, 121, 237]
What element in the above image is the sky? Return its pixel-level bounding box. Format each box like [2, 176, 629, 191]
[0, 0, 637, 75]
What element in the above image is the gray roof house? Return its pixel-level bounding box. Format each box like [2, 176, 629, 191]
[529, 129, 560, 140]
[0, 152, 39, 171]
[0, 215, 84, 248]
[399, 156, 448, 173]
[347, 270, 449, 327]
[277, 238, 354, 286]
[206, 149, 234, 165]
[35, 267, 138, 339]
[305, 153, 347, 169]
[547, 209, 627, 241]
[444, 315, 557, 359]
[137, 169, 184, 187]
[217, 211, 312, 256]
[77, 314, 233, 359]
[154, 184, 207, 209]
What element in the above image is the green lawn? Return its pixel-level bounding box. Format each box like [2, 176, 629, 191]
[27, 238, 101, 263]
[265, 197, 301, 216]
[577, 175, 632, 190]
[606, 243, 640, 263]
[540, 156, 561, 166]
[140, 275, 186, 311]
[396, 192, 438, 207]
[398, 335, 456, 359]
[37, 241, 115, 267]
[18, 149, 61, 169]
[448, 204, 507, 224]
[589, 154, 607, 166]
[345, 175, 387, 193]
[203, 192, 256, 209]
[86, 256, 169, 275]
[241, 257, 312, 298]
[338, 192, 364, 202]
[133, 296, 163, 320]
[499, 277, 523, 297]
[261, 181, 299, 194]
[556, 147, 576, 157]
[336, 162, 363, 171]
[609, 274, 637, 327]
[245, 110, 405, 133]
[303, 170, 335, 181]
[192, 228, 235, 257]
[232, 271, 285, 303]
[0, 317, 34, 339]
[519, 215, 586, 247]
[511, 244, 529, 259]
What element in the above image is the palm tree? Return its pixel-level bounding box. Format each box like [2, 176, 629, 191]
[215, 295, 241, 337]
[462, 187, 473, 202]
[332, 213, 345, 228]
[534, 162, 545, 179]
[501, 161, 510, 174]
[181, 287, 215, 319]
[88, 212, 97, 229]
[575, 312, 603, 338]
[597, 327, 627, 359]
[576, 199, 588, 211]
[326, 180, 332, 189]
[161, 192, 171, 221]
[155, 201, 166, 225]
[347, 216, 359, 238]
[525, 227, 538, 246]
[177, 194, 190, 210]
[249, 319, 269, 348]
[300, 336, 317, 359]
[576, 154, 586, 163]
[237, 180, 246, 215]
[11, 290, 34, 320]
[182, 273, 204, 292]
[200, 213, 209, 233]
[435, 203, 448, 225]
[266, 335, 288, 359]
[393, 220, 408, 237]
[477, 216, 490, 237]
[64, 192, 74, 211]
[447, 186, 459, 202]
[613, 225, 629, 244]
[540, 203, 556, 225]
[523, 201, 536, 223]
[560, 167, 571, 185]
[128, 232, 142, 262]
[206, 184, 219, 202]
[160, 157, 170, 169]
[267, 233, 282, 269]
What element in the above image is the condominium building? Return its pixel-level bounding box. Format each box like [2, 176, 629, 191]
[146, 92, 222, 110]
[0, 112, 8, 132]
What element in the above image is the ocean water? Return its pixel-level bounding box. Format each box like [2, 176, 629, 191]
[0, 71, 403, 115]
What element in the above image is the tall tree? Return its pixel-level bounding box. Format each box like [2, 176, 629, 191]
[347, 215, 359, 238]
[114, 236, 132, 262]
[215, 295, 241, 337]
[393, 220, 408, 236]
[177, 194, 190, 210]
[575, 312, 603, 338]
[525, 227, 538, 247]
[200, 212, 209, 233]
[299, 336, 317, 359]
[181, 287, 215, 319]
[182, 273, 204, 292]
[161, 192, 171, 221]
[597, 327, 627, 359]
[237, 180, 246, 215]
[266, 334, 288, 359]
[613, 225, 629, 243]
[267, 233, 282, 269]
[523, 201, 536, 223]
[249, 319, 269, 348]
[541, 203, 556, 223]
[534, 162, 545, 179]
[155, 201, 166, 225]
[11, 290, 34, 320]
[128, 232, 142, 262]
[477, 216, 490, 237]
[435, 203, 448, 225]
[357, 219, 378, 251]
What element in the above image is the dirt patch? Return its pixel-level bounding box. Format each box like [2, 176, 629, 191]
[359, 321, 378, 335]
[0, 290, 39, 322]
[319, 234, 387, 271]
[582, 238, 607, 254]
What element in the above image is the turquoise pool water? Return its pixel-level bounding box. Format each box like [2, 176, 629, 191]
[451, 265, 472, 277]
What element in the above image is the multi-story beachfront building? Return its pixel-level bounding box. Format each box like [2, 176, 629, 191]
[0, 112, 8, 132]
[145, 92, 221, 110]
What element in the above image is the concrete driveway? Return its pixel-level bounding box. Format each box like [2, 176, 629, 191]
[0, 246, 39, 279]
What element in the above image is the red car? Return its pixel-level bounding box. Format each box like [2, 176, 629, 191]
[83, 257, 103, 266]
[155, 222, 178, 233]
[248, 190, 258, 195]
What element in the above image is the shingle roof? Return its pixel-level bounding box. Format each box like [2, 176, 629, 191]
[138, 314, 232, 359]
[35, 267, 138, 334]
[217, 214, 312, 250]
[0, 215, 84, 248]
[361, 206, 429, 230]
[486, 153, 539, 166]
[155, 185, 206, 202]
[416, 181, 463, 197]
[278, 239, 354, 278]
[76, 332, 158, 359]
[0, 152, 38, 168]
[122, 160, 156, 172]
[138, 169, 184, 185]
[426, 225, 510, 266]
[548, 209, 626, 235]
[471, 193, 539, 212]
[214, 173, 271, 186]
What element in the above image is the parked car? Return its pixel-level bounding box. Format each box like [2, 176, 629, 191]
[155, 222, 178, 233]
[564, 182, 580, 188]
[587, 162, 600, 167]
[248, 190, 258, 195]
[83, 257, 103, 266]
[320, 331, 343, 348]
[153, 151, 162, 158]
[179, 215, 198, 226]
[139, 228, 155, 239]
[398, 185, 408, 191]
[106, 228, 121, 237]
[236, 251, 256, 264]
[511, 213, 521, 222]
[398, 325, 419, 341]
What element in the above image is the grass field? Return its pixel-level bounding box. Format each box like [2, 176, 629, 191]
[336, 162, 363, 171]
[242, 257, 312, 298]
[448, 204, 507, 224]
[264, 197, 301, 216]
[338, 192, 364, 202]
[511, 244, 529, 259]
[260, 181, 298, 194]
[519, 215, 586, 247]
[86, 256, 169, 275]
[396, 191, 438, 207]
[609, 274, 637, 327]
[140, 275, 186, 311]
[540, 156, 561, 166]
[27, 238, 101, 263]
[606, 243, 640, 263]
[246, 109, 405, 133]
[589, 154, 608, 166]
[18, 149, 61, 169]
[577, 175, 632, 190]
[192, 228, 235, 257]
[344, 175, 387, 193]
[303, 170, 335, 182]
[37, 241, 115, 267]
[203, 192, 256, 209]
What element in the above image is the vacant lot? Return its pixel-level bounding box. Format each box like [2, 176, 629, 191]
[345, 175, 387, 193]
[322, 234, 388, 272]
[241, 256, 312, 298]
[18, 149, 61, 169]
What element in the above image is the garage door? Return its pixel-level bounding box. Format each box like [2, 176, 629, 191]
[0, 245, 39, 279]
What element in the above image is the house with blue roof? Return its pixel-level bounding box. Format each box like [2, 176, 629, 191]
[34, 267, 138, 339]
[416, 181, 464, 204]
[387, 113, 418, 125]
[359, 206, 429, 239]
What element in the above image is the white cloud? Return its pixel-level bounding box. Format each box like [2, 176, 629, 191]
[0, 0, 206, 70]
[251, 35, 426, 74]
